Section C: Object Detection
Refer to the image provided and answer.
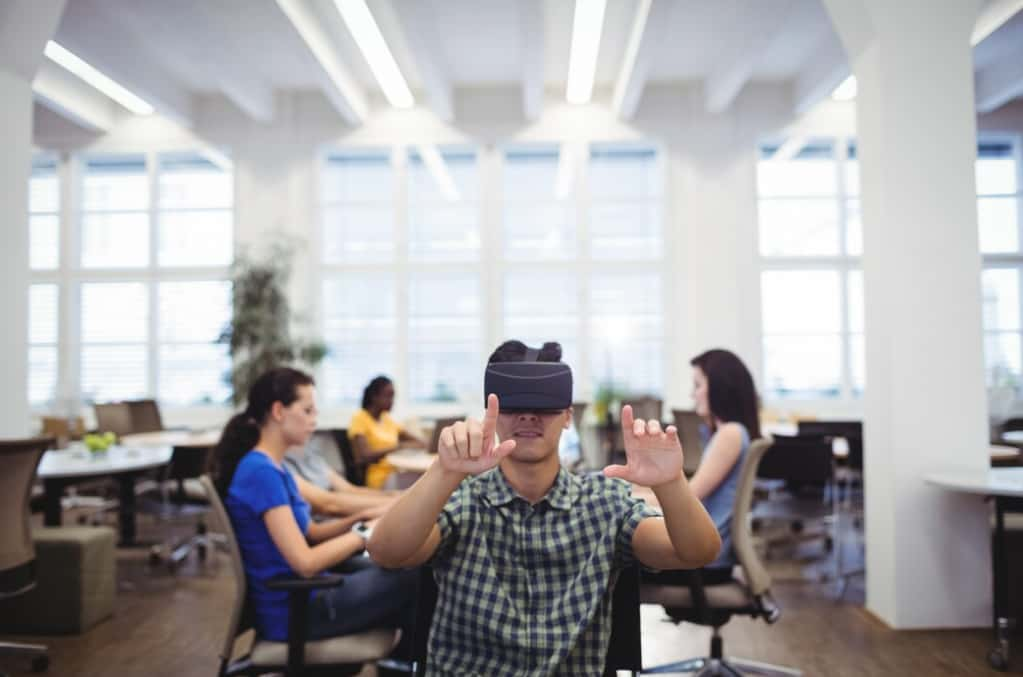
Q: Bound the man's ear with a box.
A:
[563,407,573,430]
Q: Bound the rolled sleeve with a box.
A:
[614,489,662,568]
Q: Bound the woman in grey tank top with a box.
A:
[684,349,760,571]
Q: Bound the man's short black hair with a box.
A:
[488,340,563,364]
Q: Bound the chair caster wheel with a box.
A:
[148,547,162,567]
[988,647,1009,671]
[198,544,208,562]
[31,655,49,672]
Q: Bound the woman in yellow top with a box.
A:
[349,376,426,488]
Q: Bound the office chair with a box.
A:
[0,437,54,675]
[410,564,642,677]
[751,434,838,561]
[144,443,223,571]
[673,409,707,476]
[92,402,135,437]
[427,417,464,455]
[200,475,399,677]
[330,429,367,486]
[641,436,802,676]
[126,399,164,433]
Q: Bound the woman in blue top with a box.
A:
[685,349,760,577]
[211,367,416,645]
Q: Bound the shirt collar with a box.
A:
[479,466,581,511]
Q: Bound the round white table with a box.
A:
[387,449,436,474]
[926,468,1023,670]
[38,445,172,546]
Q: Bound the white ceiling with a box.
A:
[38,0,1023,128]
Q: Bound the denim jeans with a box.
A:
[305,557,418,655]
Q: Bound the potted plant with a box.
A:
[219,240,327,405]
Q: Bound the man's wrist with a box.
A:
[650,472,687,494]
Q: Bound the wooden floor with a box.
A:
[1,518,1017,677]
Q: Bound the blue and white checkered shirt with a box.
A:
[427,467,660,676]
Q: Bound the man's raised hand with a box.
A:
[602,404,684,487]
[437,394,517,476]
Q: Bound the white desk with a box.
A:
[38,445,172,546]
[121,429,220,449]
[1002,430,1023,444]
[926,468,1023,670]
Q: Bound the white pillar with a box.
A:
[0,0,67,437]
[0,70,35,438]
[823,0,991,628]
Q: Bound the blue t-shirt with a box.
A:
[226,450,312,641]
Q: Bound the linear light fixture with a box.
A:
[44,41,154,115]
[417,145,460,201]
[566,0,607,104]
[831,76,857,101]
[554,142,578,200]
[335,0,414,108]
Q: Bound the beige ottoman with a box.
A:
[0,526,116,634]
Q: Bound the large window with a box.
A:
[319,147,483,404]
[979,140,1023,391]
[756,140,863,400]
[319,143,666,406]
[27,151,234,408]
[28,157,61,406]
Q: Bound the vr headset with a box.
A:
[484,349,573,412]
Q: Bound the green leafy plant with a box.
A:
[592,380,629,424]
[218,240,327,405]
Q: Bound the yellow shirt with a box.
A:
[348,409,402,489]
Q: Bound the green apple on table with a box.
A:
[83,431,116,452]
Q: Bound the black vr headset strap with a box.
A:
[524,347,540,361]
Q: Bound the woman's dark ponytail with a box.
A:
[211,367,314,497]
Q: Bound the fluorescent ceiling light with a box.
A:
[417,145,460,201]
[335,0,414,108]
[566,0,607,104]
[554,143,578,200]
[831,75,857,101]
[43,41,154,115]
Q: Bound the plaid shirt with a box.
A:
[427,467,660,677]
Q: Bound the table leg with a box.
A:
[989,497,1021,671]
[42,478,64,527]
[117,473,138,546]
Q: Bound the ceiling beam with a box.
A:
[32,56,117,132]
[0,0,67,81]
[611,0,670,120]
[378,0,453,121]
[55,0,193,126]
[976,48,1023,113]
[274,0,368,125]
[792,35,848,114]
[705,1,795,114]
[972,0,1023,45]
[521,0,544,121]
[111,0,276,123]
[806,0,1023,115]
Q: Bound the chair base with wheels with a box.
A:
[0,640,49,675]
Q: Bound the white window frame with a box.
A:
[756,137,862,403]
[315,142,670,413]
[28,150,234,412]
[979,134,1023,393]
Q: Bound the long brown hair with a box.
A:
[690,349,760,439]
[210,367,314,497]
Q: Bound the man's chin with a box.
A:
[507,439,557,463]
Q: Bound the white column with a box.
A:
[823,0,991,628]
[0,0,67,437]
[0,70,34,437]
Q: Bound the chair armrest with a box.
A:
[268,574,345,673]
[266,573,344,591]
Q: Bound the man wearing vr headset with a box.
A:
[369,341,721,676]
